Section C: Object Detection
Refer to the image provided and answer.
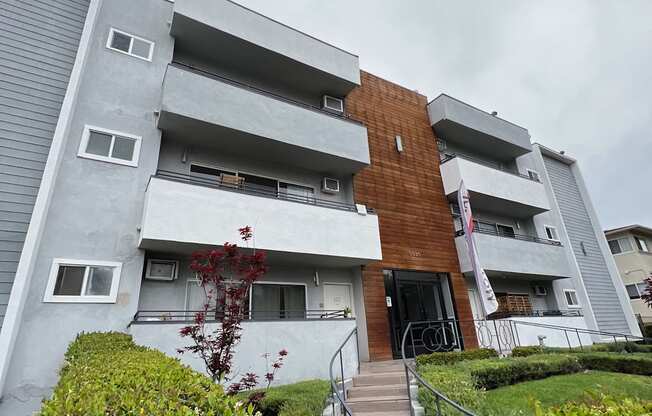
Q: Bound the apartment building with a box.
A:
[605,225,652,327]
[428,94,640,342]
[0,0,642,413]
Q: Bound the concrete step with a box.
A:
[347,397,410,413]
[353,372,407,387]
[360,360,405,374]
[347,384,408,399]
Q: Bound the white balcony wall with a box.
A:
[173,0,360,86]
[139,177,382,265]
[441,157,550,216]
[455,234,572,278]
[159,65,370,174]
[130,320,358,385]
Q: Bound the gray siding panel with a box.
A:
[544,156,631,334]
[0,0,89,327]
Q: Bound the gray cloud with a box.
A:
[239,0,652,229]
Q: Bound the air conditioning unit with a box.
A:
[145,259,179,281]
[322,95,344,113]
[533,285,548,296]
[322,177,340,193]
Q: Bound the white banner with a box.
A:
[457,181,499,316]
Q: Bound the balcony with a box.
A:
[454,227,573,279]
[138,174,382,266]
[441,154,550,217]
[158,64,370,175]
[428,94,532,160]
[169,0,360,97]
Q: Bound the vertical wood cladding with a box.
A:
[348,71,477,360]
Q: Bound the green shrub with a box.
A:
[465,354,583,390]
[40,332,253,416]
[239,380,330,416]
[511,346,545,357]
[533,393,652,415]
[416,348,498,367]
[591,342,652,353]
[417,364,484,416]
[577,353,652,375]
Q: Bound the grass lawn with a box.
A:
[481,370,652,415]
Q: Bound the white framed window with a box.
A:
[78,125,142,167]
[526,169,540,182]
[608,237,634,255]
[544,225,560,241]
[249,282,307,320]
[106,28,154,61]
[563,289,580,308]
[626,283,648,300]
[635,236,650,252]
[44,259,122,303]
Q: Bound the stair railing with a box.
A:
[329,327,360,416]
[401,322,477,416]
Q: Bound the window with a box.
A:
[106,28,154,61]
[608,237,634,255]
[78,126,141,167]
[526,169,540,182]
[250,283,306,320]
[635,236,650,252]
[564,289,580,308]
[544,225,559,241]
[44,259,122,303]
[626,282,649,300]
[496,224,516,238]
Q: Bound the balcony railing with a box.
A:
[169,61,362,125]
[488,309,583,320]
[454,219,562,246]
[154,170,374,214]
[440,152,540,183]
[132,309,351,323]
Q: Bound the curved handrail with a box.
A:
[401,322,476,416]
[329,327,358,416]
[506,319,651,343]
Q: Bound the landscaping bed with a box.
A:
[416,347,652,416]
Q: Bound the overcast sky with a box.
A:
[238,0,652,230]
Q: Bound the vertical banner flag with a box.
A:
[458,181,499,316]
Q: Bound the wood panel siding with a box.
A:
[0,0,90,328]
[348,71,476,360]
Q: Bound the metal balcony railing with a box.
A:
[132,309,351,323]
[454,219,562,246]
[488,309,583,319]
[152,170,375,214]
[440,152,540,183]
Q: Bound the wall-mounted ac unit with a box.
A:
[322,95,344,113]
[145,259,179,281]
[322,177,340,193]
[533,285,547,296]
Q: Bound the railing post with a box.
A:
[354,329,360,374]
[339,350,346,401]
[493,320,503,355]
[435,394,442,416]
[564,329,572,350]
[410,325,416,358]
[576,329,583,350]
[405,363,414,416]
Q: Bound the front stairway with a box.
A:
[346,360,411,416]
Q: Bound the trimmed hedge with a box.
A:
[40,332,253,416]
[534,393,652,416]
[415,348,498,367]
[239,380,330,416]
[511,342,652,358]
[511,346,545,357]
[577,353,652,376]
[417,365,483,416]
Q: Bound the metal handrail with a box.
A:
[169,61,363,126]
[153,170,377,214]
[455,225,562,246]
[329,327,359,416]
[506,319,651,344]
[440,153,540,183]
[401,322,476,416]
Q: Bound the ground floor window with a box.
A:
[564,289,580,308]
[250,283,306,319]
[625,282,648,300]
[44,259,122,303]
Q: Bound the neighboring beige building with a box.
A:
[605,225,652,326]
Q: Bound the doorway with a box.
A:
[323,283,353,316]
[384,270,456,357]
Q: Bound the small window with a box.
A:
[626,284,641,299]
[496,224,516,238]
[544,225,559,241]
[250,283,306,320]
[635,236,650,252]
[564,289,580,308]
[106,28,154,61]
[44,259,122,303]
[78,125,141,167]
[526,169,540,182]
[608,237,634,255]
